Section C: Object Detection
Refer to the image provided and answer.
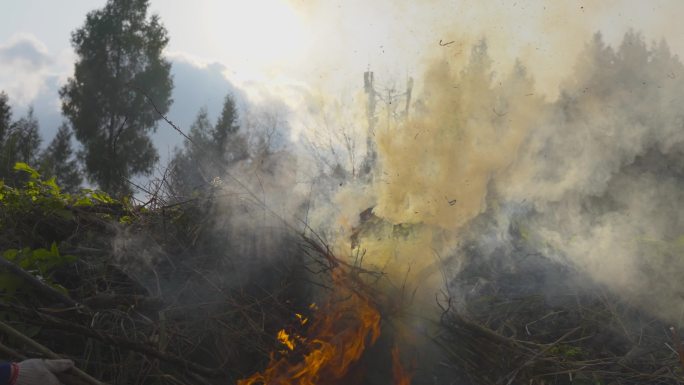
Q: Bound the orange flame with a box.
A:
[238,267,382,385]
[391,345,413,385]
[277,329,296,351]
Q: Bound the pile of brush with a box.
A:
[438,248,684,385]
[0,170,313,385]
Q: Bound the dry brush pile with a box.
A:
[0,163,315,384]
[437,221,684,385]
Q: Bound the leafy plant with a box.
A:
[3,243,76,276]
[0,162,119,222]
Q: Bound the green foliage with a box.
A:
[119,215,133,224]
[0,162,118,231]
[0,162,123,299]
[0,164,80,296]
[3,243,76,277]
[60,0,173,197]
[0,243,75,309]
[1,163,65,215]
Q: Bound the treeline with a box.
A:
[0,95,80,191]
[167,94,250,198]
[1,0,255,200]
[0,89,252,199]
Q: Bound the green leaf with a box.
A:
[119,215,132,224]
[44,177,61,194]
[73,196,93,207]
[13,162,40,178]
[2,249,18,261]
[91,191,115,204]
[32,248,56,260]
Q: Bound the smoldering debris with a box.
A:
[356,31,684,321]
[438,228,684,385]
[328,31,684,384]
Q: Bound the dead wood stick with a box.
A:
[1,304,224,378]
[0,320,104,385]
[0,340,25,360]
[0,342,92,385]
[0,257,80,309]
[503,326,581,385]
[82,294,164,310]
[669,326,684,370]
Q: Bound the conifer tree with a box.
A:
[60,0,173,196]
[40,123,82,192]
[1,107,41,185]
[214,94,248,166]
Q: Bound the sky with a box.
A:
[1,0,683,164]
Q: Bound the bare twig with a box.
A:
[0,320,105,385]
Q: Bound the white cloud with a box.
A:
[0,33,71,107]
[0,33,51,68]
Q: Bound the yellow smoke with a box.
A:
[296,2,684,324]
[327,41,545,306]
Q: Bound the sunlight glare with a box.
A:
[200,0,309,80]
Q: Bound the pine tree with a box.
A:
[0,92,11,147]
[169,95,250,198]
[0,107,42,184]
[214,94,248,166]
[12,107,42,165]
[40,123,82,192]
[60,0,173,196]
[168,108,214,196]
[0,92,13,178]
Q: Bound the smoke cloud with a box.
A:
[493,31,684,321]
[271,19,680,335]
[339,30,684,323]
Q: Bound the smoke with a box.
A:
[112,1,684,356]
[493,31,684,321]
[374,41,540,232]
[342,30,684,323]
[273,23,684,334]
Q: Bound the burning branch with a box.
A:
[238,235,411,385]
[237,265,382,385]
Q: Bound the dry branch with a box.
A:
[0,320,104,385]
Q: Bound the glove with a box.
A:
[15,359,74,385]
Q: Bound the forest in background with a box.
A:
[3,0,684,384]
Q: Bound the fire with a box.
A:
[237,266,397,385]
[237,234,415,385]
[391,345,413,385]
[277,329,296,351]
